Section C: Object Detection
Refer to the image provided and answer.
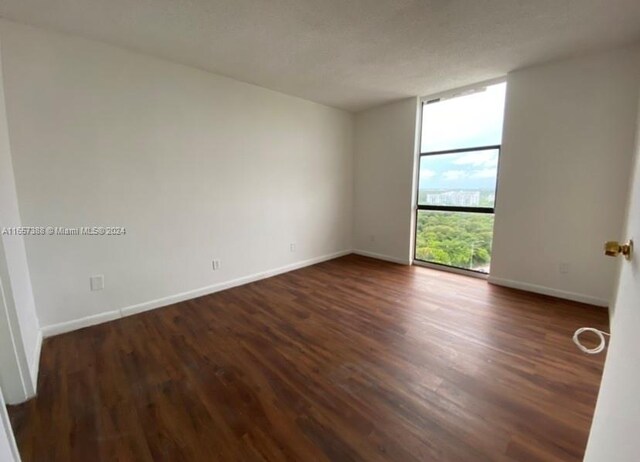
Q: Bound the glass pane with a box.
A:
[415,211,494,273]
[418,149,498,208]
[421,82,506,153]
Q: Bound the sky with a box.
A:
[419,83,506,190]
[419,149,499,190]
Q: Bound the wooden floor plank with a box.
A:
[7,255,608,461]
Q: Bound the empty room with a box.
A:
[0,1,639,461]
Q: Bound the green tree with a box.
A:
[416,212,494,271]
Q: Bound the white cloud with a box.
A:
[470,168,497,179]
[421,83,506,152]
[453,151,498,168]
[420,169,436,181]
[443,170,467,181]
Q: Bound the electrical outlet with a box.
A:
[90,275,104,291]
[559,262,570,274]
[212,259,221,270]
[290,243,296,252]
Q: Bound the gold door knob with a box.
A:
[604,240,633,260]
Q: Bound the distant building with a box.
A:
[426,190,480,206]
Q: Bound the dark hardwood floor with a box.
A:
[8,255,609,461]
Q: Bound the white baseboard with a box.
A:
[41,249,352,337]
[29,329,43,390]
[487,276,609,307]
[120,249,352,318]
[352,249,411,265]
[41,310,122,337]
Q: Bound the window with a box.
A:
[415,82,506,273]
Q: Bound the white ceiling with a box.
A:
[1,0,639,112]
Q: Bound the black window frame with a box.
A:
[416,144,501,214]
[414,117,502,273]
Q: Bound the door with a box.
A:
[0,386,21,462]
[584,119,640,460]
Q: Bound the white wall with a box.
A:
[584,87,640,462]
[0,20,353,332]
[0,35,38,403]
[489,47,640,306]
[352,98,418,264]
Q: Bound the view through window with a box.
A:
[415,82,506,273]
